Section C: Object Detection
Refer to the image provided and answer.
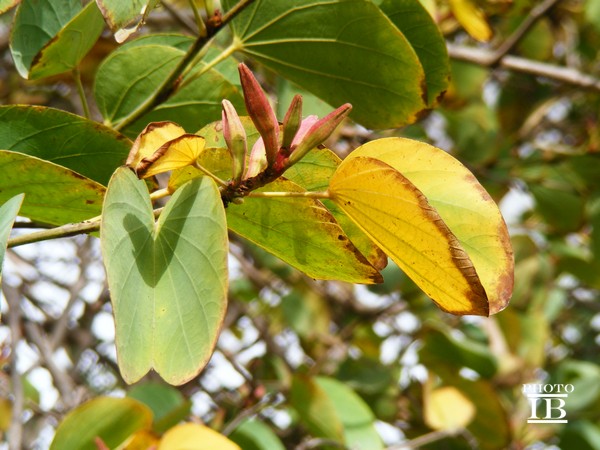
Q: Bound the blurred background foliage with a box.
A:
[3,0,600,449]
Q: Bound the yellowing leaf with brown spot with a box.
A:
[329,156,488,315]
[158,423,241,450]
[345,138,513,315]
[424,386,476,431]
[127,121,186,168]
[449,0,493,42]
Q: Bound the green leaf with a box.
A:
[290,375,383,449]
[96,0,160,42]
[290,375,345,442]
[0,106,131,186]
[419,325,498,378]
[128,382,192,434]
[226,178,382,284]
[0,194,24,285]
[50,397,153,450]
[101,167,228,385]
[229,419,286,450]
[0,151,104,226]
[223,0,426,129]
[377,0,450,105]
[94,44,244,135]
[10,0,104,79]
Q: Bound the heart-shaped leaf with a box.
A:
[101,167,228,385]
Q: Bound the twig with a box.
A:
[221,393,282,436]
[4,284,24,450]
[386,429,464,450]
[114,0,256,132]
[7,219,100,249]
[161,0,198,34]
[447,44,600,91]
[487,0,562,64]
[24,321,79,408]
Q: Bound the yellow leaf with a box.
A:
[344,138,513,315]
[424,386,476,431]
[329,155,488,315]
[127,121,186,169]
[449,0,493,42]
[158,423,241,450]
[138,134,206,179]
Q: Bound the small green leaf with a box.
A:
[10,0,104,79]
[0,194,24,285]
[101,167,228,385]
[227,178,382,284]
[223,0,426,129]
[50,397,153,450]
[0,151,104,226]
[229,419,286,450]
[128,382,191,433]
[290,375,384,449]
[0,106,131,185]
[290,375,345,442]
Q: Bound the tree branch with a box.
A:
[114,0,256,132]
[447,44,600,91]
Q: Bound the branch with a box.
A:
[447,44,600,91]
[4,284,24,450]
[7,218,100,249]
[114,0,256,132]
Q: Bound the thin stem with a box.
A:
[113,0,256,132]
[7,219,101,248]
[150,188,171,201]
[5,284,24,450]
[188,0,204,33]
[179,41,240,89]
[73,67,90,119]
[246,190,330,199]
[386,430,458,450]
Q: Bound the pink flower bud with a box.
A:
[222,99,247,182]
[238,63,279,166]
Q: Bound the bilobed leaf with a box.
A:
[158,423,240,450]
[0,194,24,285]
[126,122,205,178]
[222,0,426,129]
[329,155,488,315]
[226,178,382,284]
[96,0,160,42]
[10,0,104,79]
[0,151,105,226]
[101,167,228,385]
[424,386,476,431]
[378,0,450,105]
[0,106,131,186]
[50,397,153,450]
[344,138,513,315]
